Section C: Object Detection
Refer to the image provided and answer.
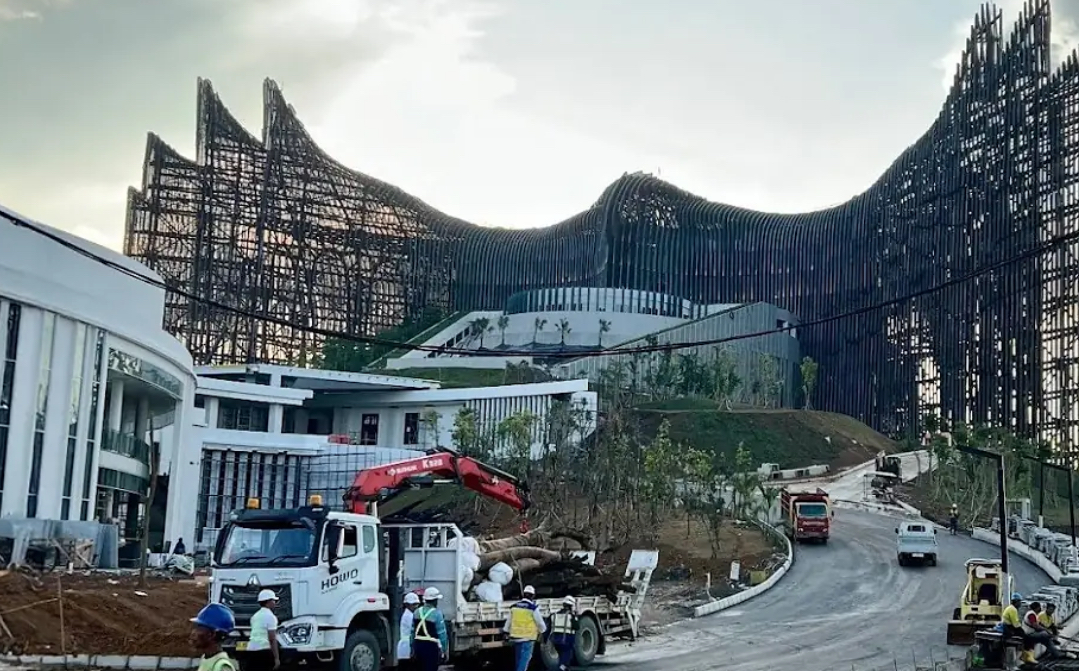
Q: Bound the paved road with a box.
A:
[602,509,1049,671]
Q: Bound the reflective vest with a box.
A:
[414,606,440,643]
[1022,610,1040,634]
[508,601,539,640]
[551,612,576,636]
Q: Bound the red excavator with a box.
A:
[342,447,531,527]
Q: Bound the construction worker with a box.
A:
[189,603,239,671]
[549,596,579,671]
[1003,593,1024,641]
[248,589,280,670]
[1023,601,1062,658]
[396,592,421,667]
[413,587,448,671]
[503,585,547,671]
[949,505,959,535]
[1039,603,1060,637]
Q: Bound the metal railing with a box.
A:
[101,428,151,465]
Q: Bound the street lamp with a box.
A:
[954,444,1009,579]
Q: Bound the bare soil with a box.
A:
[0,571,207,657]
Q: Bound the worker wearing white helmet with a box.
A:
[503,585,547,671]
[396,592,422,665]
[247,589,279,671]
[550,596,579,671]
[412,587,448,671]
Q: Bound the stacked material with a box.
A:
[463,529,635,602]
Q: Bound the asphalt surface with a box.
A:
[602,508,1050,671]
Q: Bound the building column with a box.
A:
[268,403,283,434]
[135,397,149,443]
[108,379,125,432]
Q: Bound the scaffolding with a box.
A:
[126,1,1079,447]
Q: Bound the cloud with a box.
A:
[936,1,1077,91]
[0,0,70,22]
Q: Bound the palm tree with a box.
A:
[598,319,611,347]
[556,318,572,346]
[497,314,510,347]
[475,317,491,348]
[532,317,547,345]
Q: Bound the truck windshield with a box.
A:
[218,523,316,567]
[797,503,828,517]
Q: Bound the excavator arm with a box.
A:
[343,447,530,517]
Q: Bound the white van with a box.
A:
[895,520,938,566]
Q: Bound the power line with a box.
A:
[4,208,1078,361]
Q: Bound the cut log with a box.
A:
[478,530,550,553]
[478,547,560,571]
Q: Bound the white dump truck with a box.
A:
[210,497,657,671]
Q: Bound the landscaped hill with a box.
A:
[635,399,900,470]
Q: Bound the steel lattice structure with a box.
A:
[126,1,1079,446]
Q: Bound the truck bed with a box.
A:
[456,594,631,622]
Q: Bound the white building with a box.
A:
[0,206,196,558]
[184,364,597,549]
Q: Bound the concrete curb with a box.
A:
[0,654,199,669]
[692,520,793,617]
[971,528,1064,583]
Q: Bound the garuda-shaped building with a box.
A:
[126,1,1079,446]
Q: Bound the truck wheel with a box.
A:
[929,555,938,567]
[820,538,828,545]
[574,616,600,667]
[898,555,906,567]
[340,630,381,671]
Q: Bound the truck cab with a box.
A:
[895,520,938,566]
[212,498,406,671]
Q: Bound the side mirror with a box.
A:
[934,528,938,535]
[894,528,899,534]
[326,523,343,574]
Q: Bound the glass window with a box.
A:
[403,412,419,445]
[362,525,376,553]
[360,414,379,445]
[0,302,20,512]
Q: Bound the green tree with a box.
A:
[532,317,547,345]
[471,317,492,349]
[497,314,510,347]
[800,356,819,410]
[556,318,572,346]
[451,407,490,458]
[420,409,441,449]
[598,319,612,347]
[756,353,782,408]
[675,352,710,397]
[640,419,682,542]
[496,411,538,478]
[682,447,728,558]
[708,348,741,410]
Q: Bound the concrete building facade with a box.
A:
[0,206,196,555]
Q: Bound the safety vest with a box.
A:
[1022,610,1039,634]
[508,601,539,640]
[551,612,576,636]
[414,606,440,643]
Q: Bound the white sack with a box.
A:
[475,580,504,603]
[461,550,481,573]
[487,561,514,586]
[459,565,475,592]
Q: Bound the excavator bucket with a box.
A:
[947,620,991,646]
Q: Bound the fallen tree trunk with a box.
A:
[478,547,560,571]
[478,530,550,553]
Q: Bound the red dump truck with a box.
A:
[779,487,833,544]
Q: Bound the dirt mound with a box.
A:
[0,571,207,656]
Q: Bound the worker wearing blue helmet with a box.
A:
[190,603,239,671]
[1002,593,1024,641]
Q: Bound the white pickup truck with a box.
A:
[210,498,657,671]
[895,520,938,566]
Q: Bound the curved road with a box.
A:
[603,509,1049,671]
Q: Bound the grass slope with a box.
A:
[636,400,899,469]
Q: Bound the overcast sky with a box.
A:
[1,0,1077,250]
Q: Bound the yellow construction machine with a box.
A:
[947,558,1010,646]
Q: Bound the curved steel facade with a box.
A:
[126,1,1079,445]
